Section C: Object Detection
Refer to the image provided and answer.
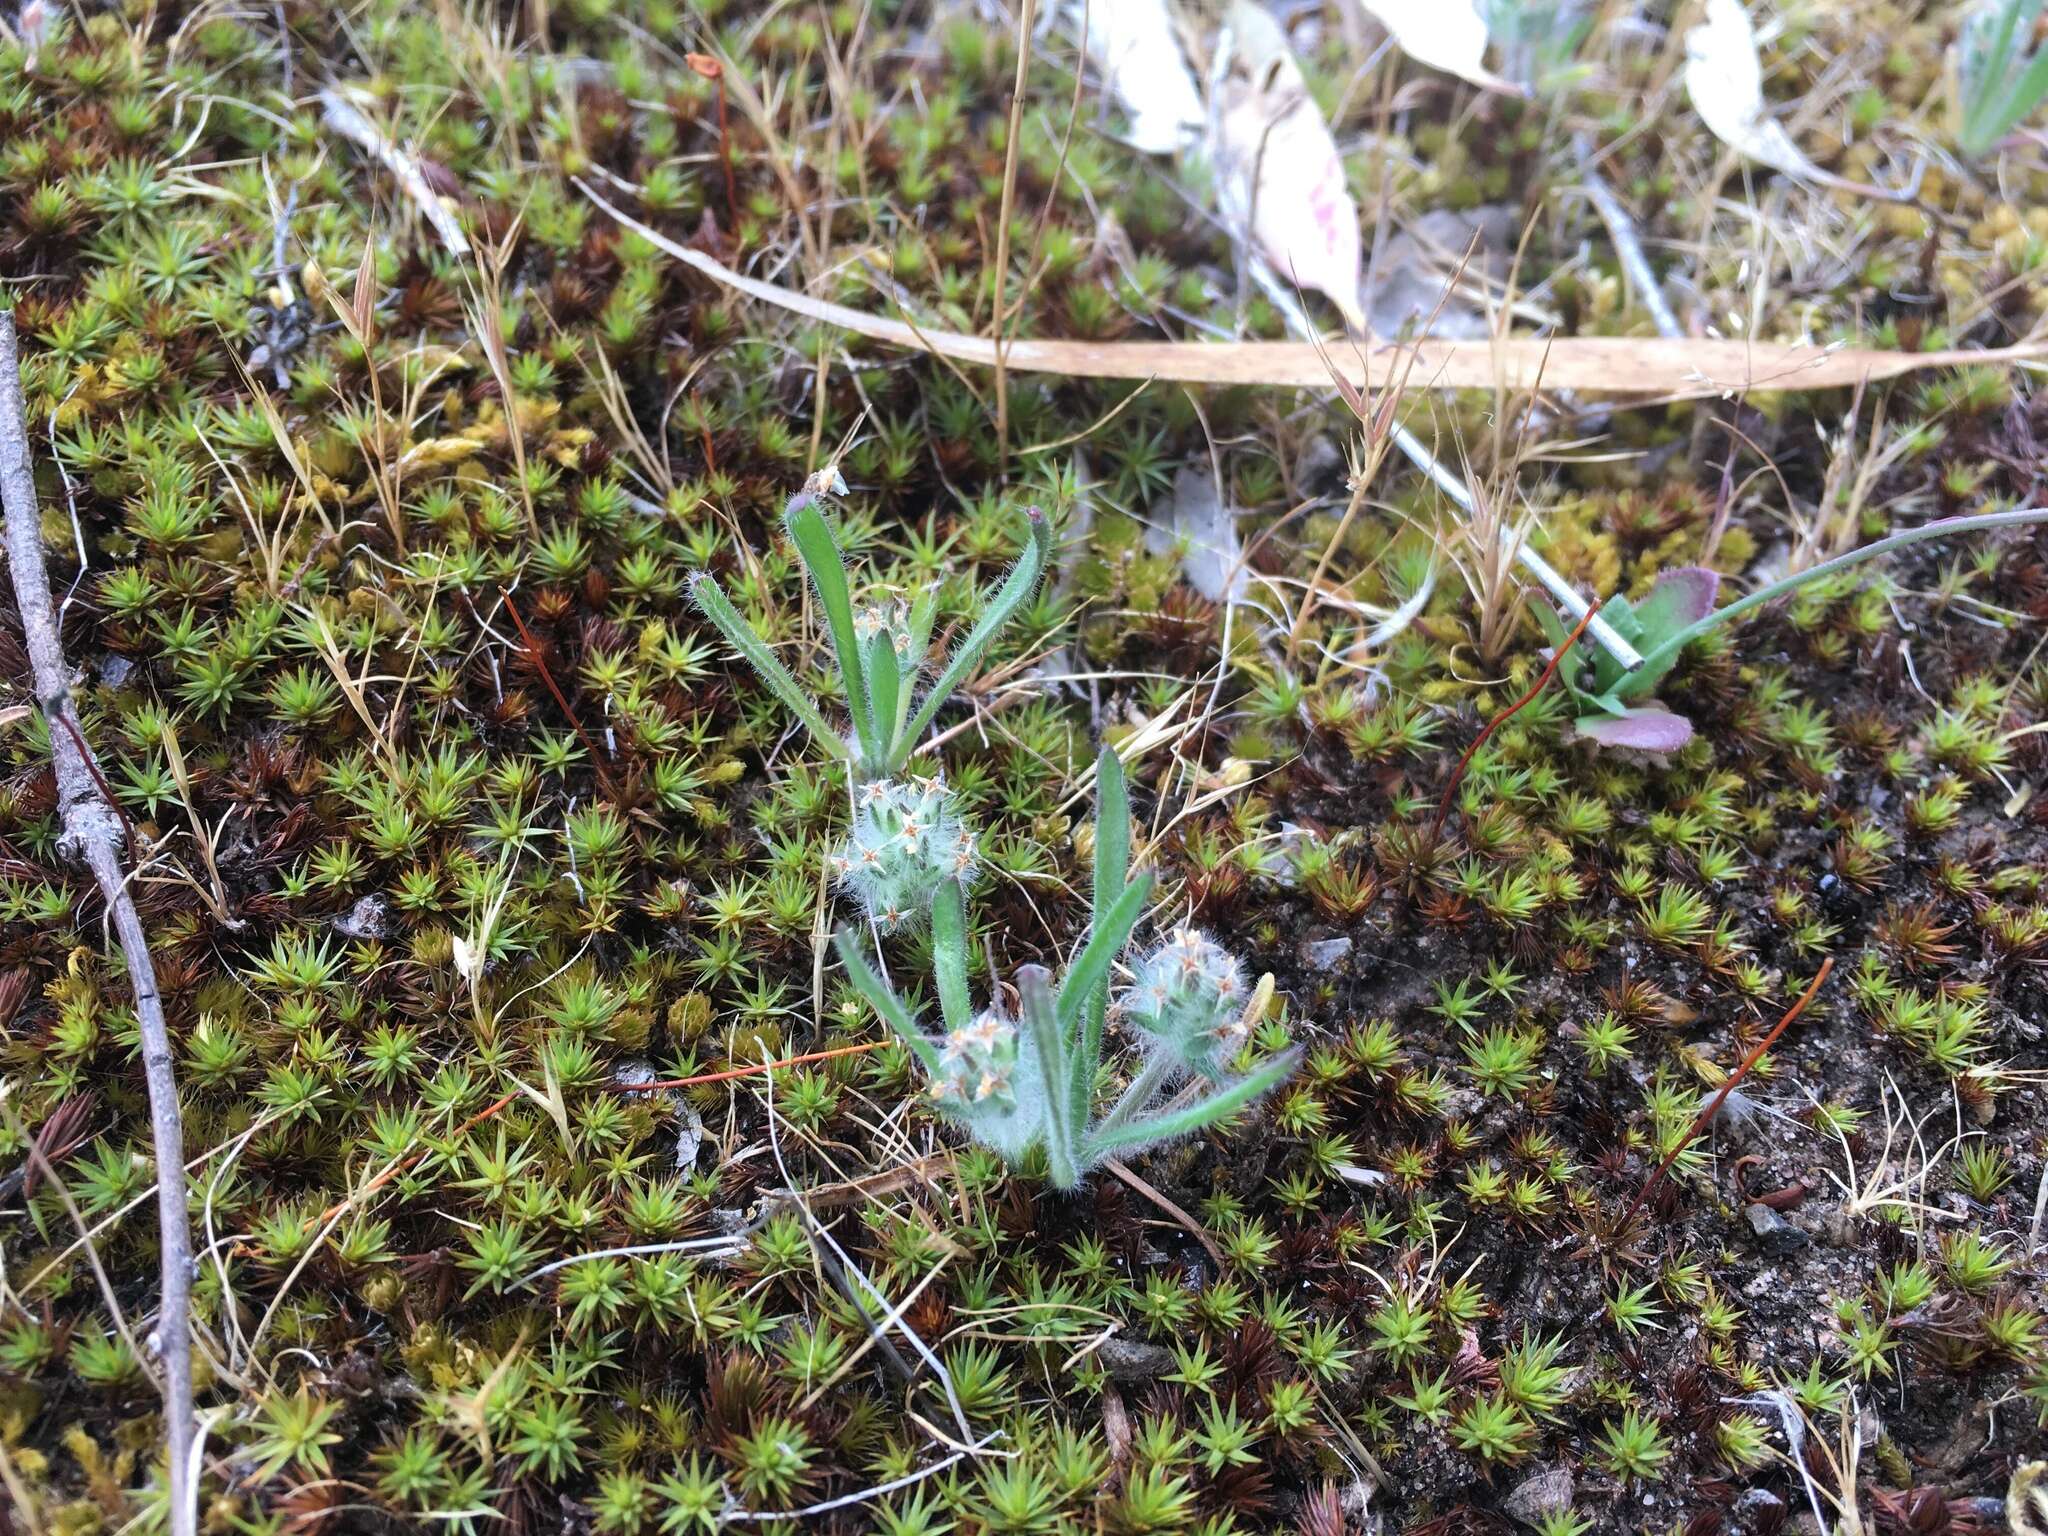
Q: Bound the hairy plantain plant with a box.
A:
[1950,0,2048,157]
[690,486,1051,780]
[834,749,1298,1188]
[1544,508,2048,750]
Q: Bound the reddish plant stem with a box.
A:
[686,54,738,230]
[1432,598,1603,838]
[501,591,614,794]
[54,710,136,855]
[307,1088,521,1231]
[1616,956,1835,1233]
[714,84,735,227]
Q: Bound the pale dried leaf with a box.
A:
[1145,466,1246,601]
[1353,0,1518,93]
[1683,0,1828,182]
[1065,0,1205,154]
[579,179,2048,397]
[1211,3,1366,330]
[1364,205,1518,338]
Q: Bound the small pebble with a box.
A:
[1502,1467,1574,1528]
[1302,936,1353,972]
[1745,1202,1808,1257]
[1093,1336,1175,1384]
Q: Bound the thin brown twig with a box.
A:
[1616,957,1836,1234]
[0,311,197,1536]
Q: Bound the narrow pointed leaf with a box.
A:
[1074,747,1130,1126]
[1020,966,1078,1187]
[1083,1048,1300,1158]
[866,628,903,764]
[930,881,973,1037]
[1054,874,1153,1042]
[831,927,942,1077]
[691,575,848,758]
[906,583,939,665]
[897,510,1051,764]
[786,500,877,768]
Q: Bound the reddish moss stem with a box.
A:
[503,590,614,794]
[1616,956,1835,1233]
[1432,598,1603,838]
[686,54,738,231]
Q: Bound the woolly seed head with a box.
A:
[930,1007,1019,1109]
[851,598,917,665]
[834,776,976,932]
[1117,927,1249,1079]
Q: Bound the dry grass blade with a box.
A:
[577,179,2047,398]
[318,85,470,256]
[1103,1157,1226,1270]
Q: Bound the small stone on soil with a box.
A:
[1093,1336,1175,1383]
[1744,1202,1808,1256]
[1502,1467,1575,1528]
[1302,936,1353,971]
